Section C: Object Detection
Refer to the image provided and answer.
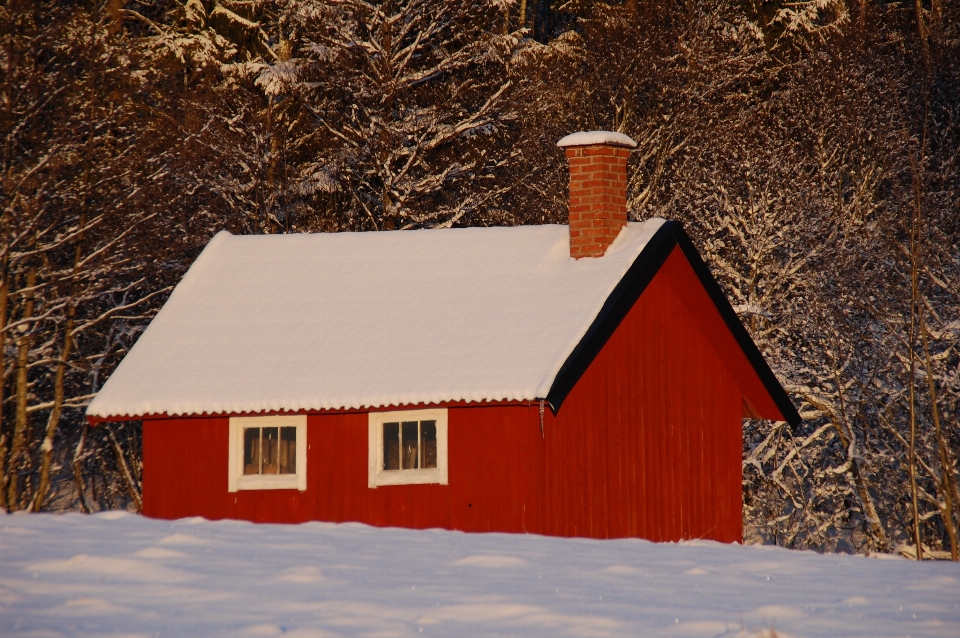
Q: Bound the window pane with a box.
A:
[383,422,400,471]
[243,428,261,475]
[402,421,419,469]
[420,420,437,469]
[261,427,279,474]
[279,427,297,474]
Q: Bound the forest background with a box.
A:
[2,0,958,559]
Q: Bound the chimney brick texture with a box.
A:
[564,144,630,259]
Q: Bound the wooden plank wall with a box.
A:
[539,246,743,542]
[142,405,545,531]
[142,247,743,542]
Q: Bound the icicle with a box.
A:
[539,399,545,440]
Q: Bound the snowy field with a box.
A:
[2,513,958,638]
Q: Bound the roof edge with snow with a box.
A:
[84,222,800,426]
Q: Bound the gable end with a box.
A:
[545,221,801,426]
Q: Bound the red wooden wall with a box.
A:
[142,247,747,542]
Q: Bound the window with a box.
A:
[368,409,448,487]
[229,415,306,492]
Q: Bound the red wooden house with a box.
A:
[87,131,800,543]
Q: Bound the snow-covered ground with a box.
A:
[2,513,958,638]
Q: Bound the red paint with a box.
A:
[658,247,787,421]
[142,247,775,543]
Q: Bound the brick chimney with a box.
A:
[558,131,637,258]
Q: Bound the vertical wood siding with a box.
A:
[143,246,744,542]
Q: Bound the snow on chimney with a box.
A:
[557,131,637,259]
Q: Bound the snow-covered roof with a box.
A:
[87,220,667,419]
[556,131,637,148]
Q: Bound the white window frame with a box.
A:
[228,415,307,492]
[368,408,448,488]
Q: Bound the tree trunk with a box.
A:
[930,0,942,43]
[30,308,75,512]
[0,274,9,510]
[831,406,889,549]
[915,0,931,65]
[33,205,89,512]
[71,421,91,513]
[800,392,889,550]
[920,317,959,560]
[107,425,141,512]
[907,199,923,561]
[7,267,36,511]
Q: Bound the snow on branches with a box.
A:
[2,0,957,560]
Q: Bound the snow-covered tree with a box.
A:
[300,0,518,229]
[1,1,188,512]
[2,0,957,561]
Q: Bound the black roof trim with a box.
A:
[545,221,678,412]
[545,221,801,426]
